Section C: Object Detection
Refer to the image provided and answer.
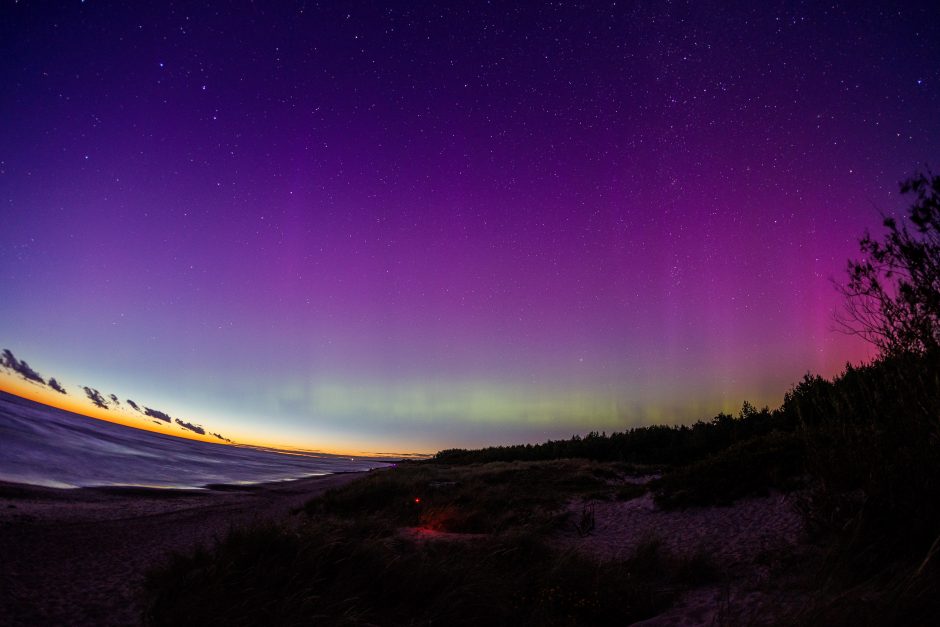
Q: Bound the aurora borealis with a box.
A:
[1,2,937,454]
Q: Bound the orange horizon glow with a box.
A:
[0,373,418,459]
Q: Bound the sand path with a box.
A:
[0,473,365,627]
[571,491,803,567]
[560,490,812,625]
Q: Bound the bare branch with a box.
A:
[836,170,940,355]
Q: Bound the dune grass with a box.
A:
[145,351,940,624]
[783,351,940,624]
[144,460,714,627]
[650,430,804,510]
[146,521,689,627]
[305,459,646,533]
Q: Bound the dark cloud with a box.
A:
[144,407,172,422]
[175,419,206,436]
[82,387,109,409]
[1,348,235,443]
[2,348,70,397]
[1,349,46,385]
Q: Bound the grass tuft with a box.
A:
[145,461,696,626]
[651,430,804,509]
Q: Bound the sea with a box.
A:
[0,390,390,489]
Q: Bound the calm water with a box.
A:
[0,391,389,489]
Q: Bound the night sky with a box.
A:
[1,1,937,454]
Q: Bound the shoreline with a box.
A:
[0,469,367,499]
[0,471,369,626]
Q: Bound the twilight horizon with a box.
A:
[3,2,936,455]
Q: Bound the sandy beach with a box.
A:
[560,490,812,625]
[0,472,367,627]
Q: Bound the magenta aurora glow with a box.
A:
[1,2,937,454]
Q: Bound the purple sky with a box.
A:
[1,2,937,453]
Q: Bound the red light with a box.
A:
[414,497,421,504]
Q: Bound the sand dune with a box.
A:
[558,489,813,625]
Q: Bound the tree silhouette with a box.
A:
[837,170,940,354]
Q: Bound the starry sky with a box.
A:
[1,1,937,455]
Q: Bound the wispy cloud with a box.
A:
[175,418,206,435]
[1,349,46,385]
[144,407,172,422]
[82,387,109,410]
[3,348,234,444]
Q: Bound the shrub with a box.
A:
[651,430,804,509]
[306,460,616,534]
[147,502,686,625]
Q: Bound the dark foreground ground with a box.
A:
[0,473,367,626]
[3,449,939,626]
[4,350,940,625]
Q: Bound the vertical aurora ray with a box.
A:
[1,1,934,453]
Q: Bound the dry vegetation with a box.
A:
[146,173,940,625]
[145,349,940,626]
[145,460,712,626]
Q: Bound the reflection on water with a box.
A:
[0,391,388,489]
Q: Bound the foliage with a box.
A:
[144,172,940,623]
[783,350,940,623]
[785,351,940,561]
[837,170,940,354]
[651,430,804,509]
[305,459,619,534]
[143,350,940,624]
[145,461,707,627]
[434,402,789,468]
[784,170,940,620]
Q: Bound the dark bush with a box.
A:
[651,430,804,509]
[147,496,690,626]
